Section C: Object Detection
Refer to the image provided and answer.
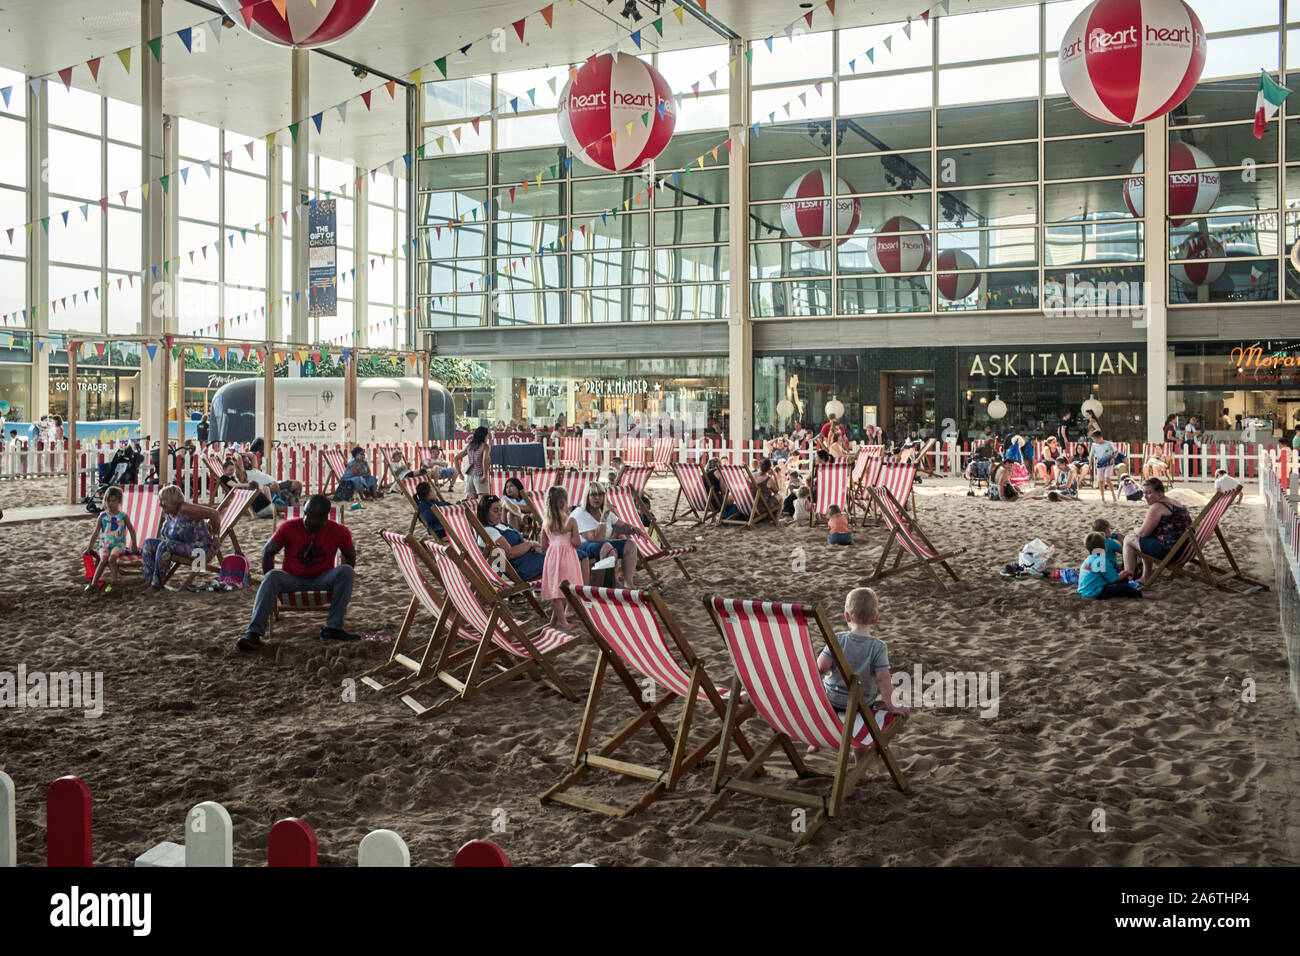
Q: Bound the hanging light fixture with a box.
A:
[987,396,1008,420]
[825,395,845,419]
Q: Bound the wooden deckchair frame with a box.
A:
[650,437,675,473]
[542,583,757,817]
[604,486,695,582]
[717,464,782,528]
[321,448,349,495]
[695,598,907,849]
[395,475,425,535]
[433,501,547,620]
[613,464,653,497]
[397,539,579,719]
[1138,491,1268,593]
[669,461,717,526]
[868,486,965,587]
[359,530,483,694]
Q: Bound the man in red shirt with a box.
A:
[236,494,358,652]
[819,414,846,445]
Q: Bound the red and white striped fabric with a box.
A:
[120,485,162,554]
[323,449,348,482]
[709,598,876,749]
[605,486,695,563]
[1176,492,1236,566]
[216,488,257,539]
[651,437,675,471]
[571,586,726,700]
[616,465,652,496]
[718,464,756,516]
[875,490,934,560]
[490,468,531,499]
[379,530,479,641]
[431,546,577,659]
[525,491,549,524]
[277,504,346,527]
[878,462,918,510]
[623,437,647,467]
[558,471,597,510]
[672,462,712,517]
[559,437,582,468]
[529,469,559,494]
[813,461,853,520]
[432,503,515,589]
[854,457,886,504]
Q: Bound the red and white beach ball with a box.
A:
[930,249,981,301]
[1123,142,1219,227]
[1170,236,1225,286]
[866,216,930,274]
[1058,0,1206,126]
[779,171,861,249]
[557,54,676,172]
[218,0,378,48]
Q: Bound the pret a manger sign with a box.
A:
[968,351,1140,377]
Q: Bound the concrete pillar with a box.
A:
[290,50,310,345]
[267,140,284,342]
[726,37,751,444]
[406,82,422,348]
[1143,114,1168,443]
[140,0,166,442]
[353,166,368,349]
[25,76,49,422]
[65,342,77,504]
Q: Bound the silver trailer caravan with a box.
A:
[208,377,456,444]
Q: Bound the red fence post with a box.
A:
[268,818,317,867]
[46,776,92,867]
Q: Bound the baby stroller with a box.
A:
[965,456,992,496]
[83,444,145,513]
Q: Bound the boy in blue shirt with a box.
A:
[1078,531,1147,600]
[1091,519,1123,572]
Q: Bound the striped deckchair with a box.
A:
[321,448,349,494]
[900,437,938,476]
[432,502,546,618]
[850,455,886,519]
[489,468,532,499]
[869,486,966,586]
[613,464,652,496]
[110,485,164,574]
[717,464,781,527]
[396,475,425,535]
[543,584,756,817]
[696,597,907,849]
[810,460,853,527]
[379,446,414,491]
[669,461,716,525]
[265,505,348,639]
[558,470,597,510]
[202,450,229,502]
[604,485,695,581]
[163,487,259,590]
[559,436,582,468]
[397,541,580,718]
[859,461,918,525]
[359,530,485,694]
[650,437,675,473]
[623,436,647,468]
[529,468,560,494]
[1138,491,1267,593]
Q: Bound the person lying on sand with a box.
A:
[811,587,908,764]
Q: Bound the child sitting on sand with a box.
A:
[1091,519,1123,572]
[1078,531,1147,600]
[826,504,851,544]
[83,485,138,595]
[1117,471,1143,501]
[812,587,909,760]
[792,486,811,523]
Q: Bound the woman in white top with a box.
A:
[573,482,646,587]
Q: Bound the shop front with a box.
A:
[48,365,140,424]
[456,356,730,436]
[958,346,1147,443]
[1170,340,1300,445]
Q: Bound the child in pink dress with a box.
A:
[540,485,583,628]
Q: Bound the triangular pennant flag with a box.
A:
[433,56,448,80]
[805,10,814,27]
[362,89,373,111]
[80,203,89,220]
[208,17,224,41]
[146,343,157,361]
[147,37,162,61]
[386,80,396,99]
[289,122,300,143]
[58,67,73,91]
[28,77,40,100]
[472,116,481,134]
[0,87,9,108]
[512,17,526,42]
[61,210,69,227]
[408,68,422,87]
[922,9,929,24]
[179,28,193,53]
[541,4,554,27]
[160,174,169,194]
[311,111,323,134]
[117,48,131,73]
[87,58,101,82]
[673,5,684,24]
[180,166,190,185]
[904,22,912,40]
[884,36,892,51]
[827,0,836,13]
[459,42,472,55]
[630,30,642,49]
[764,36,773,52]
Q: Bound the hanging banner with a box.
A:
[309,198,338,318]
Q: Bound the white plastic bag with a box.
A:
[1018,538,1055,577]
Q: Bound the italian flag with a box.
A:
[1254,71,1291,139]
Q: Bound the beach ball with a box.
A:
[1123,143,1219,226]
[866,216,930,274]
[779,171,861,249]
[1170,236,1226,286]
[557,54,676,172]
[930,249,981,301]
[217,0,379,49]
[1058,0,1206,126]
